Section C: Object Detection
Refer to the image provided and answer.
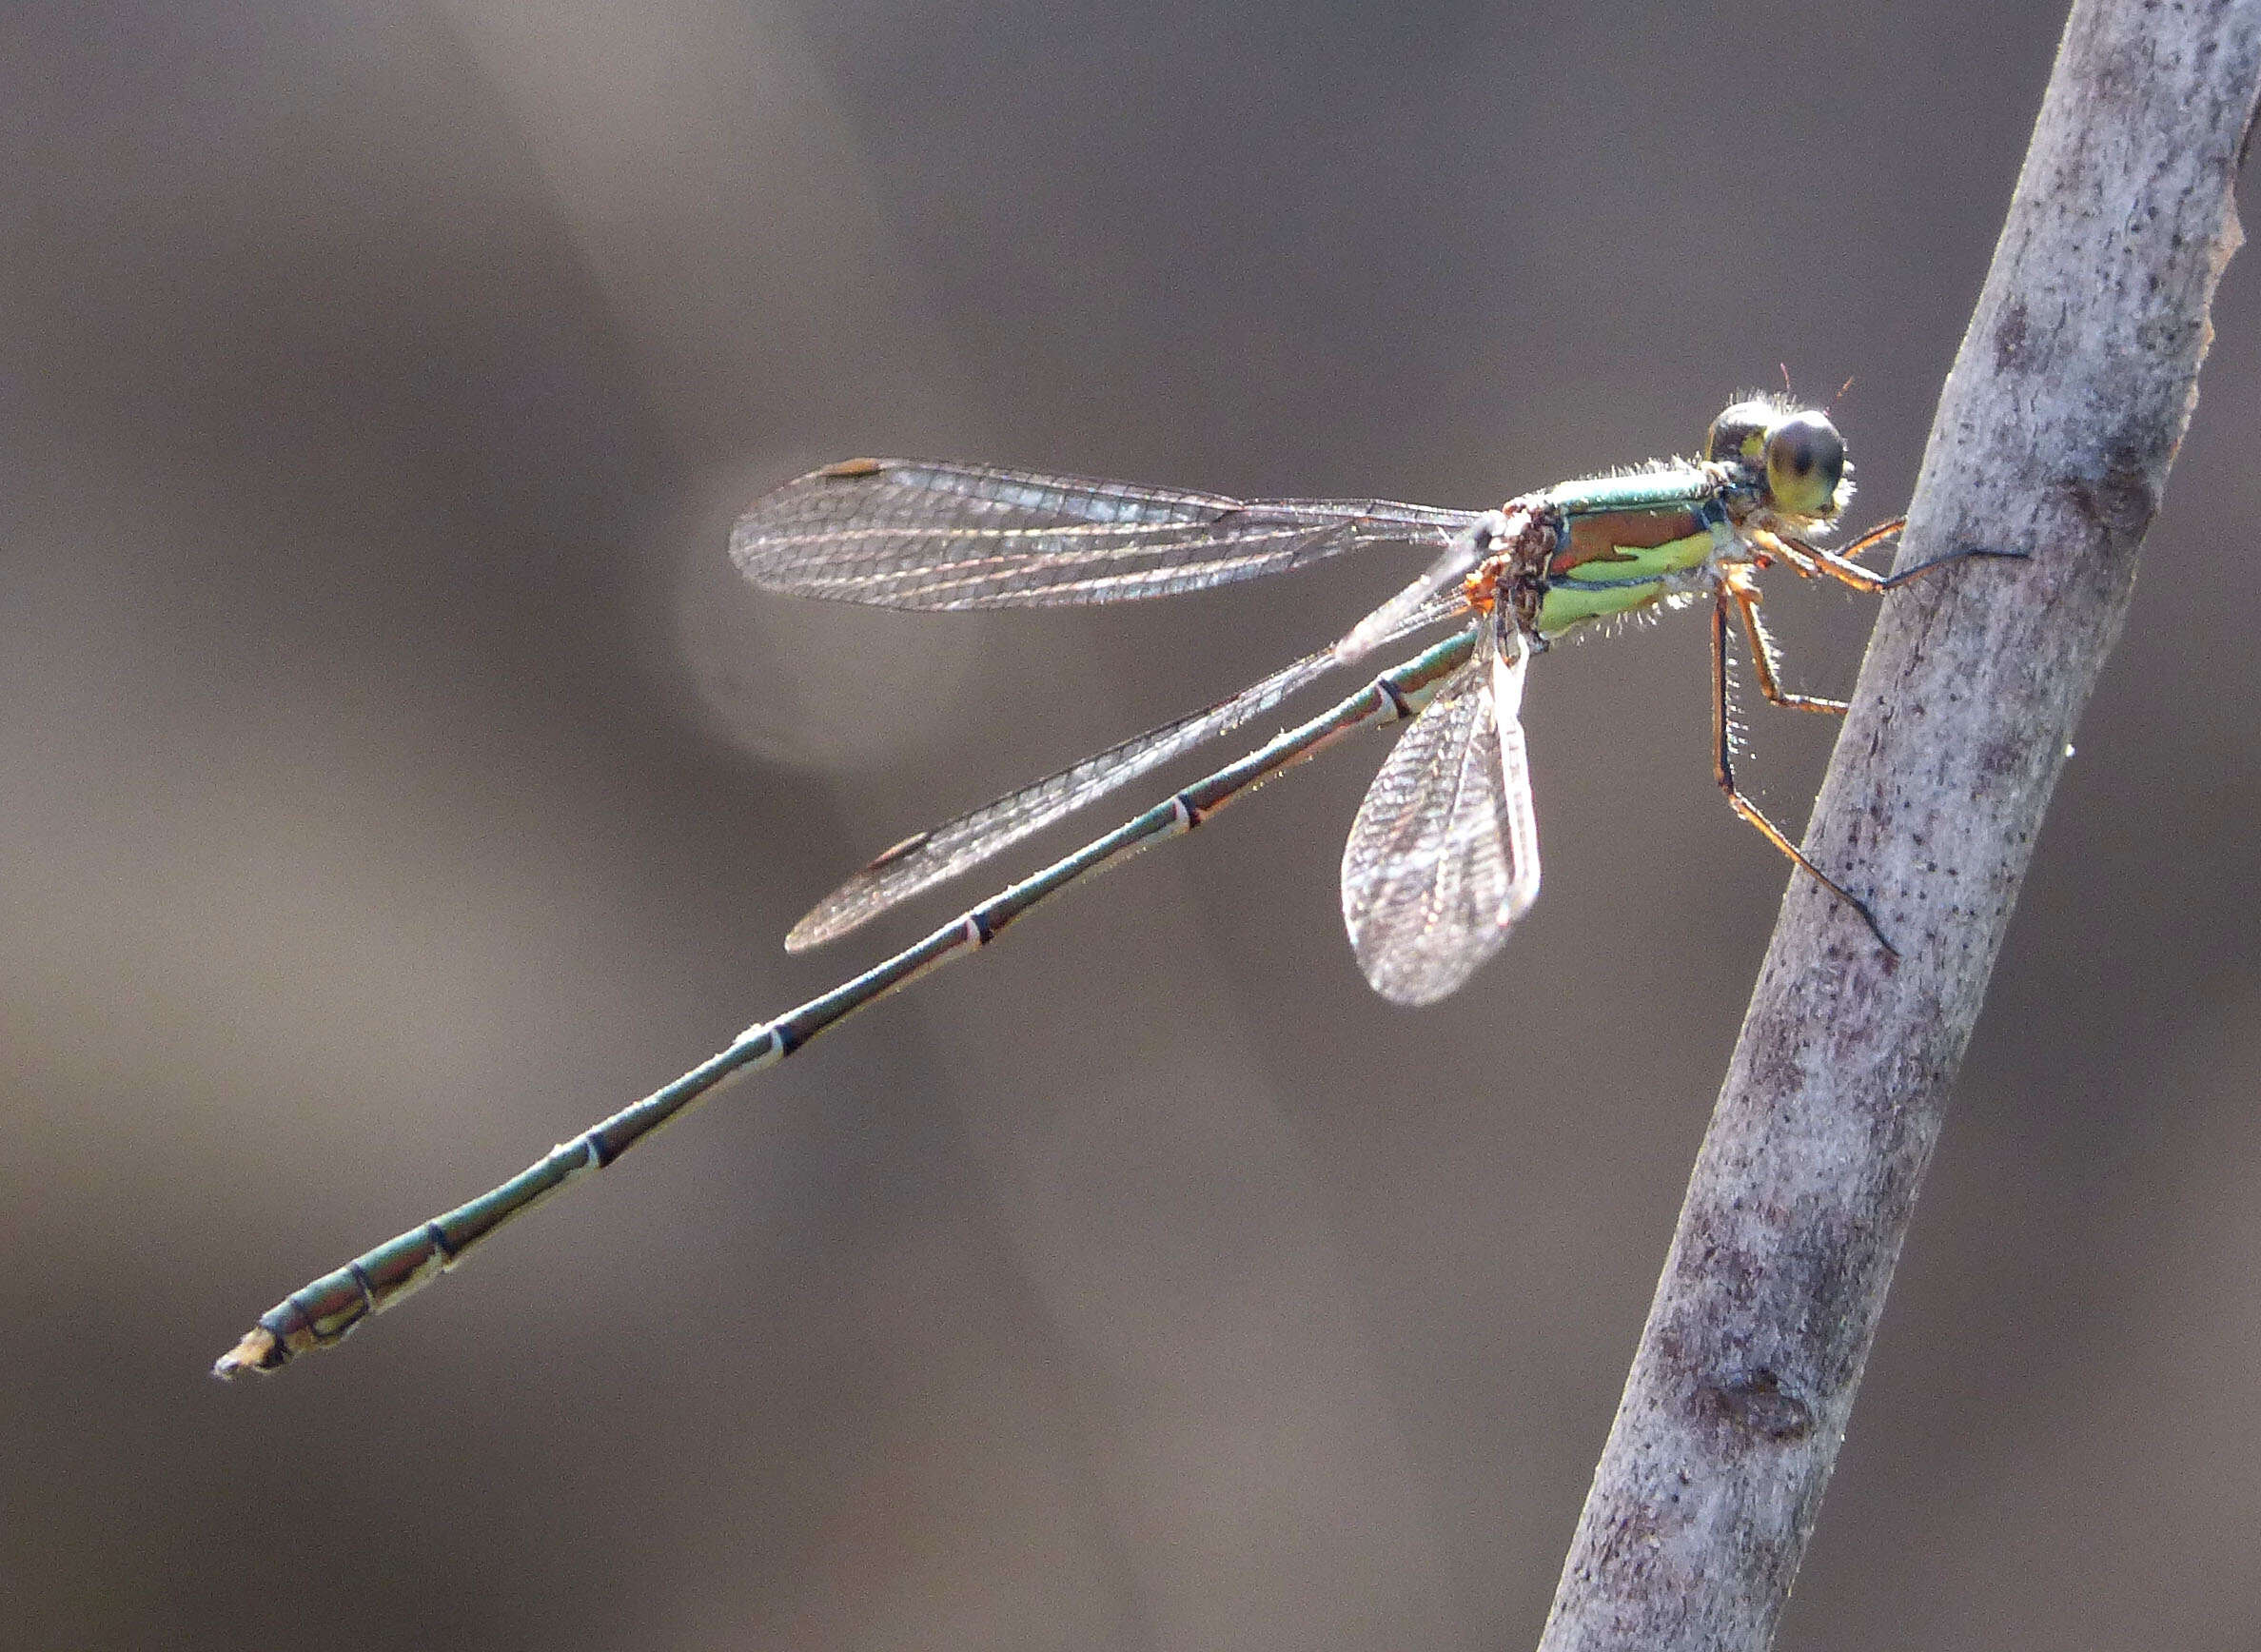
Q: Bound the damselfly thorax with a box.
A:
[1458,402,1861,644]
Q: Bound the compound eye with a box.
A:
[1703,400,1775,465]
[1764,411,1845,519]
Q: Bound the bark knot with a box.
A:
[1699,1368,1816,1443]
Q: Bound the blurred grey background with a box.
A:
[5,3,2256,1648]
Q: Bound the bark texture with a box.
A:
[1536,4,2261,1648]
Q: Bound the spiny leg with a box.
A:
[1832,515,1908,564]
[1709,594,1895,955]
[1776,520,2025,595]
[1724,564,1849,717]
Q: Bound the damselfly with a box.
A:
[215,395,2001,1376]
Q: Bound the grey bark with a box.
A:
[1535,3,2261,1648]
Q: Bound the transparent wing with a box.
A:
[1340,620,1541,1006]
[789,587,1474,949]
[1331,506,1515,665]
[789,644,1339,950]
[732,457,1481,610]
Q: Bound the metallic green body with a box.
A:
[214,398,1884,1379]
[1541,464,1720,519]
[1535,467,1731,635]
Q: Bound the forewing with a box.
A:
[1340,630,1540,1006]
[1331,506,1514,665]
[788,643,1342,948]
[732,458,1479,610]
[789,586,1478,948]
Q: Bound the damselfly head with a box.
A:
[1704,399,1851,526]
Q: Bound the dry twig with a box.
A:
[1537,3,2261,1646]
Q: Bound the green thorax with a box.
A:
[1532,464,1734,636]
